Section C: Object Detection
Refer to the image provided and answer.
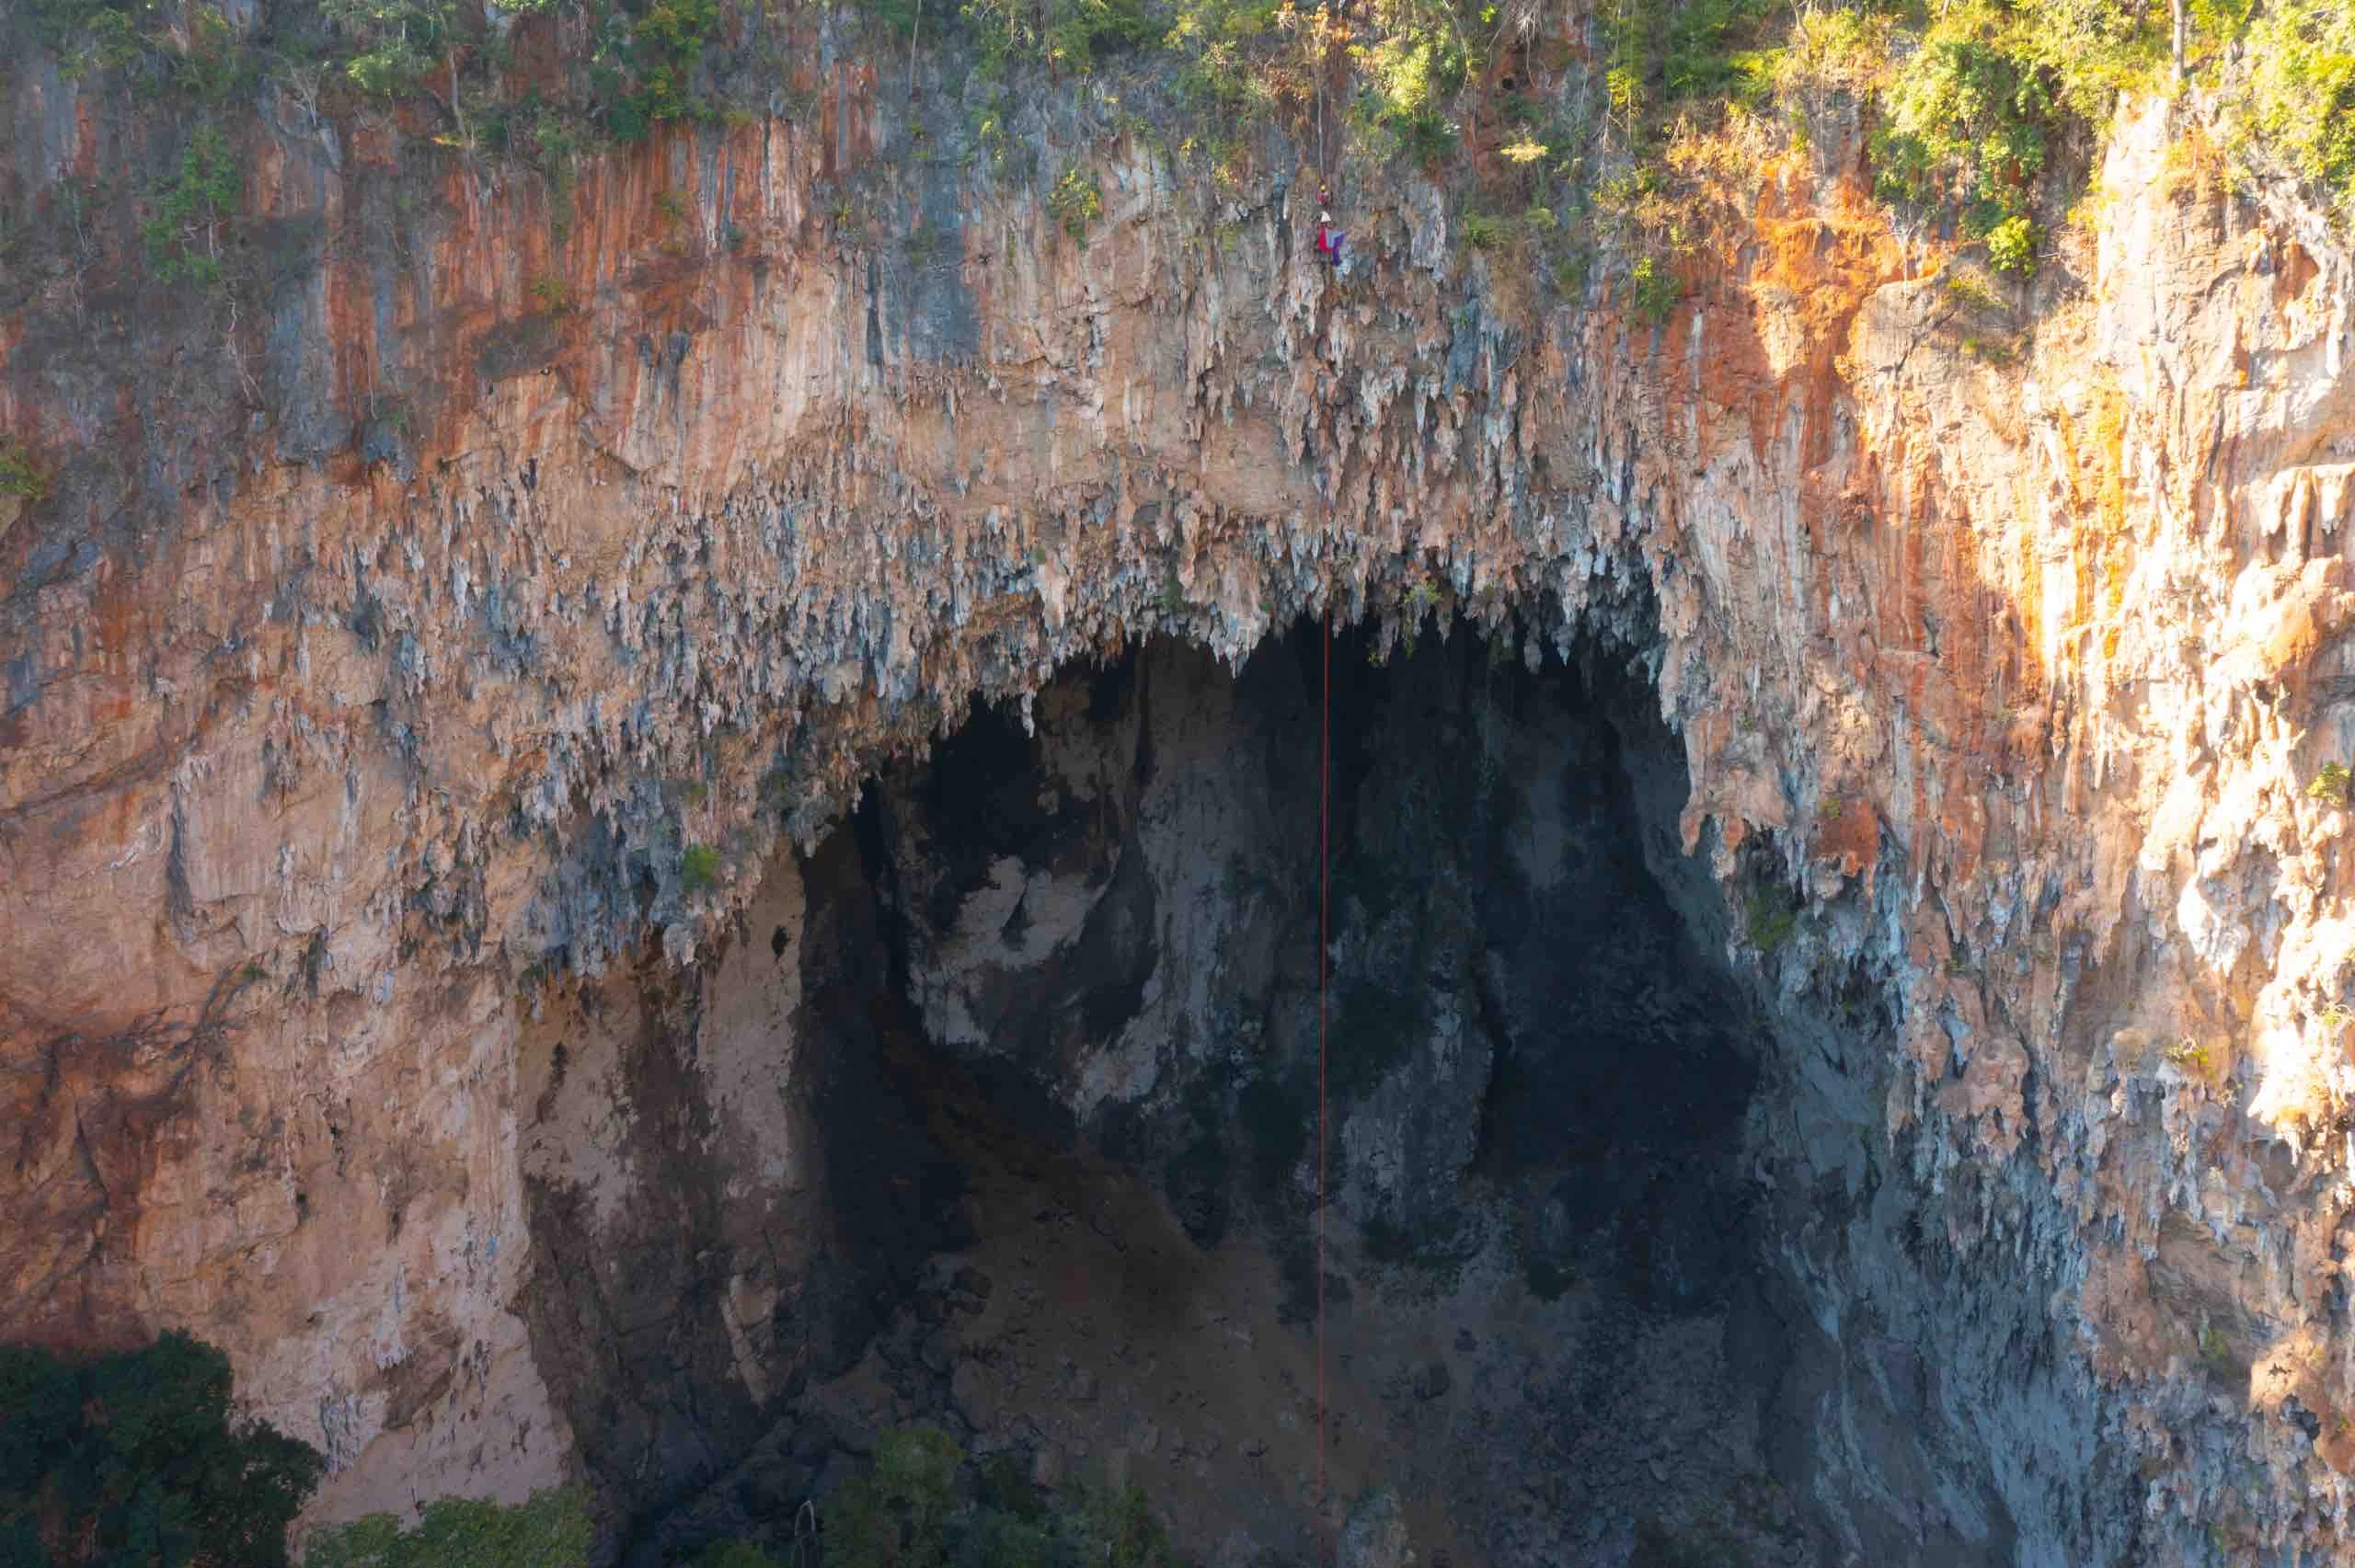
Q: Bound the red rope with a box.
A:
[1315,567,1332,1563]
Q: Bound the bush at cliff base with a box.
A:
[828,1424,1182,1568]
[304,1486,595,1568]
[0,1331,323,1567]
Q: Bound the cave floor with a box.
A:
[793,1062,1813,1568]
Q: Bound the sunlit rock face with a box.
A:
[1,11,2352,1557]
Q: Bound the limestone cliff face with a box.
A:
[4,9,2355,1557]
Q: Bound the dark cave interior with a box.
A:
[523,621,1951,1568]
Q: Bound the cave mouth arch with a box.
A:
[862,617,1765,1304]
[838,619,1782,1563]
[523,618,2023,1568]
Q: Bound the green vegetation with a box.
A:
[141,123,241,287]
[2310,761,2352,807]
[175,5,249,101]
[694,1543,785,1568]
[23,0,185,84]
[306,1485,594,1568]
[319,0,467,97]
[1459,203,1559,254]
[828,1424,1181,1568]
[595,0,724,137]
[1048,162,1105,238]
[309,0,698,140]
[830,1425,961,1568]
[682,842,722,891]
[0,1332,323,1568]
[1598,0,1777,141]
[27,0,248,98]
[1941,266,2005,314]
[8,0,2353,317]
[1872,12,2053,223]
[12,0,689,196]
[1351,0,1475,164]
[1982,212,2039,275]
[1162,0,1299,137]
[1629,254,1679,325]
[961,0,1159,76]
[2208,0,2355,222]
[1744,884,1797,954]
[1768,5,1895,117]
[0,441,45,503]
[1578,0,2230,282]
[1866,2,2106,273]
[2196,1321,2236,1382]
[528,274,577,315]
[1850,0,2352,264]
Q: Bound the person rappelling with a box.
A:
[1314,187,1345,270]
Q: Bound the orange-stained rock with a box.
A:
[1,46,2353,1560]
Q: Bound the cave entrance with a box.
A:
[562,620,1831,1568]
[764,622,1792,1565]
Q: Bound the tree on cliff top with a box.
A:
[0,1331,323,1568]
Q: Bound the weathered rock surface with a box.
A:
[0,7,2352,1559]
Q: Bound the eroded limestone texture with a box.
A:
[3,14,2355,1561]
